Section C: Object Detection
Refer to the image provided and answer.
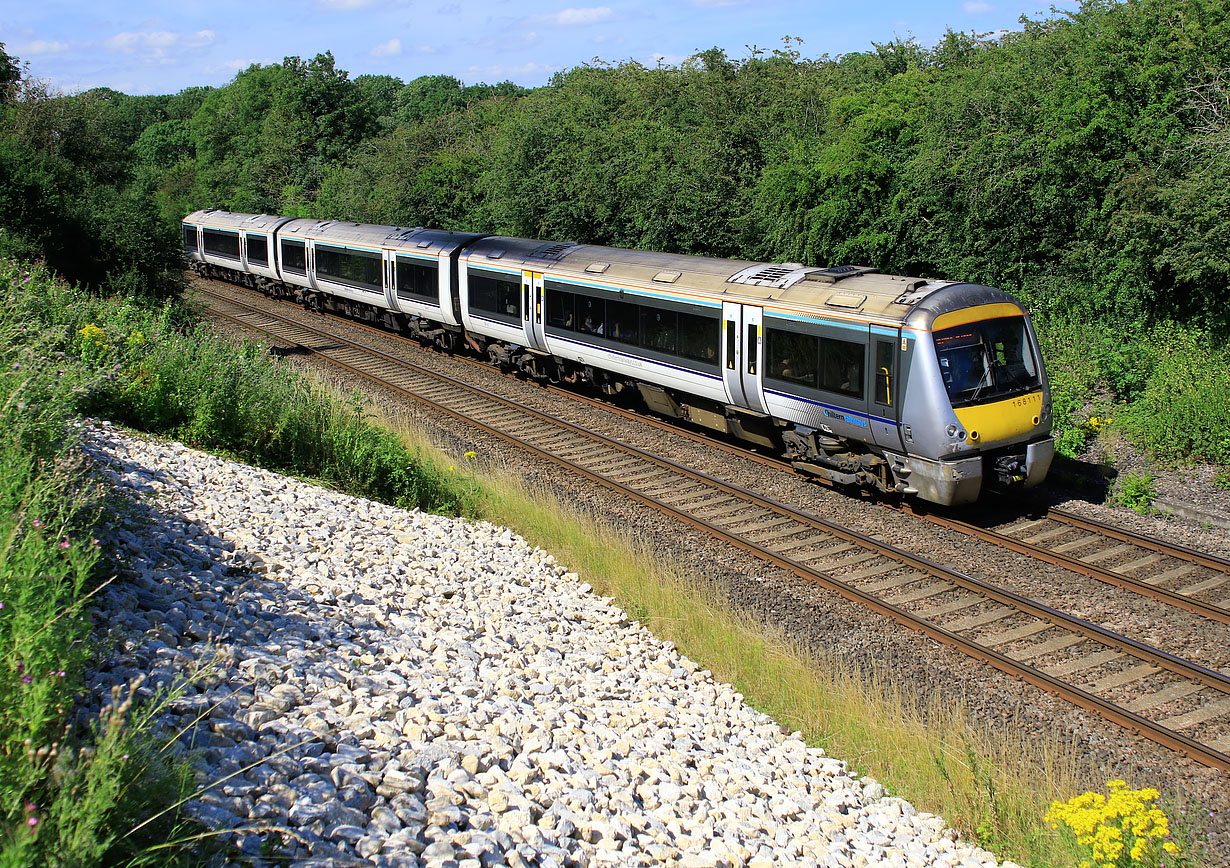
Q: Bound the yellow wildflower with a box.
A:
[1046,780,1180,867]
[77,323,106,346]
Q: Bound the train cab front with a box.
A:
[900,289,1055,506]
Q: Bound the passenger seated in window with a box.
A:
[582,314,603,335]
[778,358,794,379]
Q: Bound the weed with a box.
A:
[1114,472,1159,515]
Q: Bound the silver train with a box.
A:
[184,209,1055,506]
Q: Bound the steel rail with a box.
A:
[1048,507,1230,573]
[194,285,1230,771]
[903,506,1230,626]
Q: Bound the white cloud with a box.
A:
[652,52,688,68]
[963,1,993,12]
[105,30,215,61]
[371,38,402,57]
[531,7,613,27]
[476,31,541,52]
[414,45,438,55]
[464,60,559,82]
[206,58,275,75]
[319,0,377,8]
[690,0,746,6]
[19,40,70,55]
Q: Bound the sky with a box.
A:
[1,0,1081,97]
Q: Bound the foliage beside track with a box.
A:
[0,261,192,865]
[0,257,482,864]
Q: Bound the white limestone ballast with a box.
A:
[81,421,1020,868]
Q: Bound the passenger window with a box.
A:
[766,328,819,388]
[546,290,576,329]
[641,309,677,353]
[678,313,718,364]
[607,300,639,344]
[578,296,605,335]
[820,338,864,399]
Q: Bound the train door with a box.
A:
[869,327,905,451]
[382,248,398,310]
[305,240,318,290]
[721,303,767,413]
[522,271,547,351]
[239,233,248,269]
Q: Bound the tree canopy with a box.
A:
[0,0,1227,330]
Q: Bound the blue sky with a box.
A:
[1,0,1079,96]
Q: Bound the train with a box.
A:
[183,209,1055,506]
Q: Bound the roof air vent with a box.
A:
[804,265,878,284]
[585,262,610,274]
[529,241,576,260]
[727,262,810,289]
[825,292,867,309]
[653,271,682,284]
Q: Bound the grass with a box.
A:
[0,267,196,864]
[373,408,1208,868]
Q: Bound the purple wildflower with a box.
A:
[21,675,31,685]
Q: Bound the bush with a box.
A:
[1115,323,1230,467]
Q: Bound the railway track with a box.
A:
[194,283,1230,772]
[906,506,1230,626]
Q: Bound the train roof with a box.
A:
[278,218,485,255]
[465,236,982,325]
[184,209,292,232]
[185,210,1028,327]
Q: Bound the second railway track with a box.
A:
[194,282,1230,772]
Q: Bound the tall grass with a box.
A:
[0,264,192,865]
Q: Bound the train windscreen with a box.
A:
[933,315,1040,407]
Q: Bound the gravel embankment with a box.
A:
[82,421,1019,868]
